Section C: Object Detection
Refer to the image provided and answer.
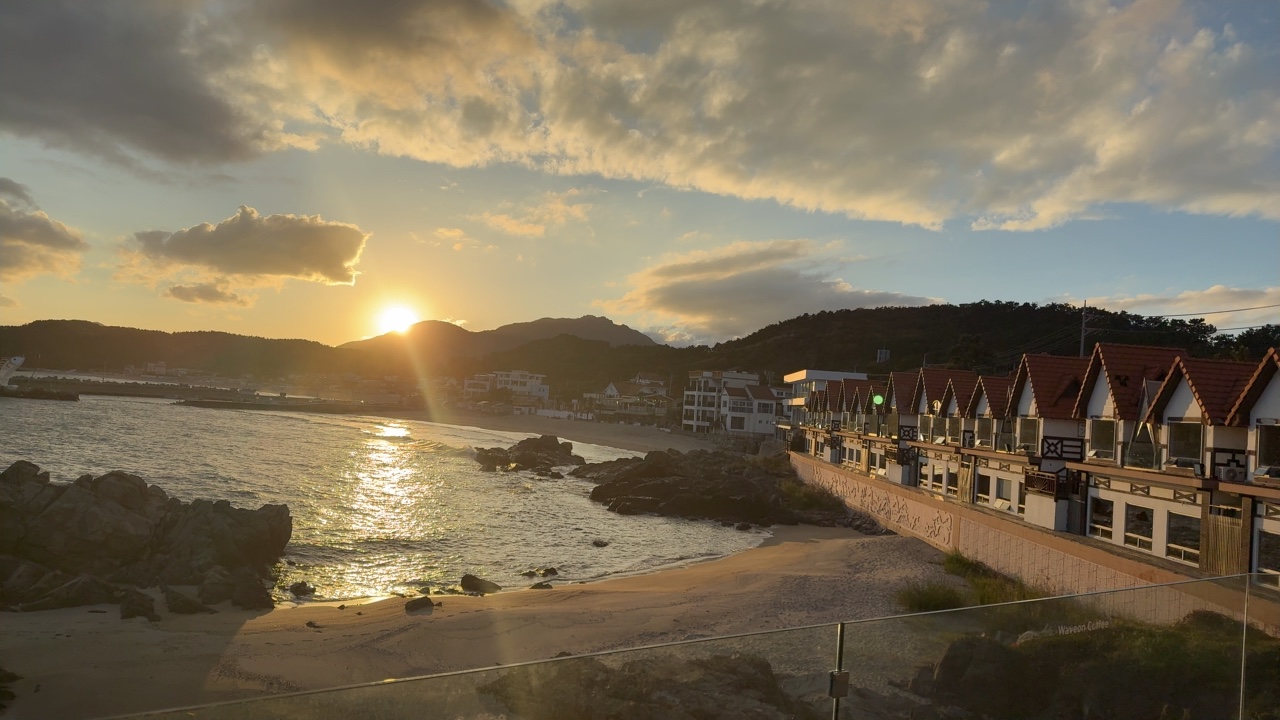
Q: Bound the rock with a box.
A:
[735,522,753,531]
[0,461,49,486]
[117,588,159,622]
[460,574,502,594]
[305,620,320,628]
[538,567,558,577]
[520,570,538,578]
[404,596,436,612]
[592,539,609,548]
[928,636,1024,718]
[197,565,236,605]
[162,585,216,614]
[475,436,586,473]
[530,582,553,590]
[230,570,275,610]
[20,573,117,611]
[288,581,316,597]
[548,471,564,479]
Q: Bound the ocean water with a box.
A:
[1,395,764,600]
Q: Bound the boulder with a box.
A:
[538,567,558,577]
[230,569,275,610]
[197,565,236,605]
[460,574,502,594]
[404,596,437,613]
[162,585,216,614]
[475,436,586,473]
[520,570,538,578]
[592,540,609,548]
[117,588,159,622]
[530,582,553,590]
[20,574,117,612]
[928,636,1024,718]
[288,581,316,597]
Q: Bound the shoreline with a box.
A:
[0,526,953,720]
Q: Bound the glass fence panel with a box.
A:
[837,576,1253,720]
[115,623,839,720]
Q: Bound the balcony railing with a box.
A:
[1121,441,1161,470]
[1024,470,1067,499]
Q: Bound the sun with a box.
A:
[377,305,420,335]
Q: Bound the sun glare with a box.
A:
[377,306,420,335]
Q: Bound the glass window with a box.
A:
[1259,530,1280,586]
[1124,503,1155,551]
[1090,497,1114,539]
[1166,513,1201,564]
[996,477,1012,501]
[1168,422,1203,462]
[945,469,958,496]
[1018,418,1040,452]
[932,468,944,493]
[1259,426,1280,468]
[918,416,932,440]
[946,417,961,443]
[976,473,991,502]
[976,418,993,446]
[997,420,1015,452]
[1090,419,1116,459]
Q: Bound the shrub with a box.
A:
[896,581,968,613]
[778,478,844,512]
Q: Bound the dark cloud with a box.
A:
[0,178,89,282]
[604,239,939,342]
[133,206,368,284]
[165,282,249,306]
[0,1,266,165]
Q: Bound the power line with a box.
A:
[1147,303,1280,318]
[1214,324,1277,332]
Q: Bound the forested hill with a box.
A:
[698,301,1277,377]
[2,304,1274,390]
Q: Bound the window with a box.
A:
[1259,426,1280,468]
[1089,497,1114,539]
[1089,419,1116,460]
[918,416,933,441]
[1017,418,1040,452]
[758,402,774,414]
[996,478,1012,502]
[946,417,961,444]
[976,418,994,446]
[976,473,991,503]
[932,468,944,493]
[1124,503,1155,551]
[1168,422,1203,462]
[730,416,745,430]
[1166,513,1201,564]
[997,420,1015,451]
[1258,530,1280,588]
[945,469,958,496]
[918,463,929,487]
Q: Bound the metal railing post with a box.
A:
[830,621,847,720]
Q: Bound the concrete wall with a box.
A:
[790,452,1280,630]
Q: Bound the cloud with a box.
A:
[0,293,16,308]
[471,189,593,237]
[600,239,940,343]
[131,206,368,285]
[165,281,249,306]
[0,177,89,282]
[7,2,1279,228]
[0,2,282,166]
[1086,284,1280,331]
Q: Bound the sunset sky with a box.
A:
[0,0,1276,346]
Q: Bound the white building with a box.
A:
[720,384,787,437]
[492,370,550,401]
[682,370,759,433]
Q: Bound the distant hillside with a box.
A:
[340,315,656,359]
[3,305,1273,389]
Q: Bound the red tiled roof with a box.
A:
[747,385,779,402]
[1147,356,1259,425]
[724,385,749,399]
[1009,354,1089,420]
[1228,348,1280,426]
[1072,343,1184,421]
[936,371,979,417]
[967,376,1013,418]
[806,389,828,412]
[889,371,919,411]
[838,378,877,413]
[913,368,977,415]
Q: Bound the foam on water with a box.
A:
[1,395,765,599]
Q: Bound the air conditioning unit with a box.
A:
[1215,466,1246,483]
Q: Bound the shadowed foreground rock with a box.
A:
[573,449,881,529]
[479,653,825,720]
[0,460,291,613]
[475,435,586,473]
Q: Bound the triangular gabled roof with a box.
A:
[1228,348,1280,426]
[1008,354,1090,420]
[1072,343,1185,421]
[806,389,828,412]
[912,368,976,416]
[1146,356,1258,425]
[837,378,877,414]
[966,375,1013,418]
[888,371,919,411]
[934,371,980,418]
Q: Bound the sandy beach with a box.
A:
[0,526,952,719]
[378,407,721,454]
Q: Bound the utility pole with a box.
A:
[1079,300,1090,357]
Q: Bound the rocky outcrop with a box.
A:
[0,460,292,614]
[475,435,586,473]
[573,449,866,528]
[460,573,502,594]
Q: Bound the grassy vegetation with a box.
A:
[895,581,969,613]
[777,478,845,512]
